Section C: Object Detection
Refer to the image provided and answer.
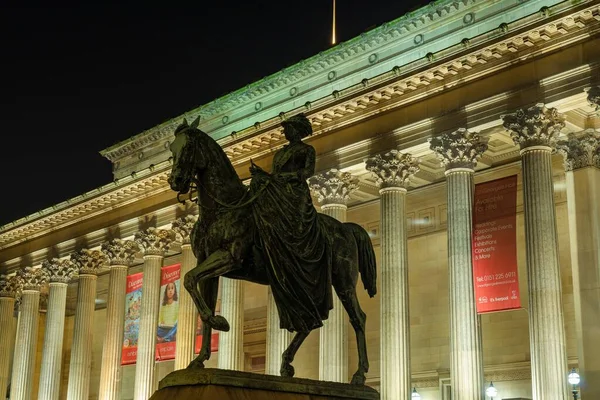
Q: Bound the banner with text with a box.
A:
[122,272,143,365]
[473,175,520,313]
[155,263,181,361]
[194,314,220,354]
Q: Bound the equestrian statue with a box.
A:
[167,114,377,385]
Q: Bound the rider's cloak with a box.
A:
[249,141,333,332]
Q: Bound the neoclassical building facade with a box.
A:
[1,0,599,399]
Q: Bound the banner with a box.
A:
[472,175,521,313]
[122,272,143,365]
[194,314,219,354]
[155,263,181,362]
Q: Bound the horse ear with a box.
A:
[191,116,201,129]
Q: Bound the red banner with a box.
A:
[122,272,143,365]
[472,175,521,313]
[194,314,219,354]
[155,263,181,362]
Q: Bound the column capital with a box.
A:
[0,274,21,298]
[365,150,420,189]
[71,249,107,276]
[556,130,600,171]
[501,103,565,149]
[429,128,488,170]
[585,86,600,112]
[42,258,77,284]
[101,239,140,266]
[134,227,176,256]
[171,215,198,245]
[308,169,358,206]
[17,267,47,291]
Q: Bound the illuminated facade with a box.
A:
[1,0,599,399]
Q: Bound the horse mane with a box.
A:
[195,128,246,191]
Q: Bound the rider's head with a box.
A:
[282,114,312,142]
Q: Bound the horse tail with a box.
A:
[346,222,377,298]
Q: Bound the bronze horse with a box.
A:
[167,116,376,384]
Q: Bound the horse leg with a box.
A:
[184,248,237,332]
[337,288,369,385]
[280,331,309,378]
[187,277,218,369]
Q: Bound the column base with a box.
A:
[151,368,379,399]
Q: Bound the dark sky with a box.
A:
[1,0,426,226]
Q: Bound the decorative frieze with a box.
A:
[42,258,77,284]
[365,150,420,189]
[171,215,198,244]
[501,103,565,149]
[308,169,358,206]
[71,249,107,276]
[429,128,488,170]
[101,239,140,266]
[556,130,600,171]
[0,274,20,298]
[586,86,600,111]
[17,267,47,291]
[135,228,176,256]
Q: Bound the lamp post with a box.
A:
[411,387,421,399]
[568,368,580,400]
[485,381,497,399]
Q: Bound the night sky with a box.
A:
[1,0,426,226]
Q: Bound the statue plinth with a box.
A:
[151,368,380,400]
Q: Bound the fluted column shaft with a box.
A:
[521,146,568,399]
[446,168,484,400]
[218,277,244,370]
[98,265,128,400]
[265,288,292,375]
[319,203,348,383]
[10,290,40,400]
[380,187,411,399]
[66,274,98,400]
[134,255,163,400]
[174,244,197,370]
[0,296,16,396]
[38,282,69,400]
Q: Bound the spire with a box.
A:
[332,0,337,45]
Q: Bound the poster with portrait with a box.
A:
[121,272,143,365]
[155,263,181,361]
[194,314,220,354]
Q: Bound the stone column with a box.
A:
[557,128,600,399]
[0,275,20,398]
[430,128,488,400]
[38,259,76,400]
[265,288,293,375]
[218,278,244,370]
[66,249,106,400]
[309,169,358,383]
[133,228,175,400]
[502,104,568,399]
[172,216,199,370]
[366,150,419,400]
[99,239,140,400]
[10,267,47,400]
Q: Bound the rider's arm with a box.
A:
[299,146,316,180]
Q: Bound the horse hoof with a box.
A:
[350,373,366,385]
[187,356,206,370]
[209,315,230,332]
[280,363,295,378]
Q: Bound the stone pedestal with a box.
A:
[38,259,76,400]
[430,128,487,400]
[149,368,379,400]
[366,150,419,400]
[503,105,568,399]
[265,288,292,376]
[67,249,105,400]
[99,239,139,400]
[308,169,358,383]
[218,278,244,371]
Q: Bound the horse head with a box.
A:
[168,116,206,195]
